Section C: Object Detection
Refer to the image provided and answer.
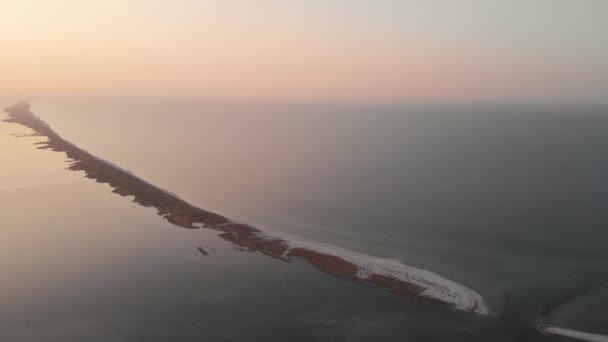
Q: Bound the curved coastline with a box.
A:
[538,325,608,342]
[3,101,488,315]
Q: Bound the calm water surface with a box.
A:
[2,97,607,340]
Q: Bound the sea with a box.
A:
[1,95,606,341]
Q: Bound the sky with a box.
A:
[1,0,607,103]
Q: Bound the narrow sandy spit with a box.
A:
[3,101,488,314]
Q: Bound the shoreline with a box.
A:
[538,325,608,342]
[3,101,488,315]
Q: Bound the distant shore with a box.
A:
[3,101,488,314]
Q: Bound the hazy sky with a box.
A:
[1,0,607,102]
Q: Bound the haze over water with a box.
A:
[3,96,603,340]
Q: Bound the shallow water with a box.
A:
[2,97,607,340]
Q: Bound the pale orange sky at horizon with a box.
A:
[1,0,607,103]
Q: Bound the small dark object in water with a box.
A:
[197,246,209,256]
